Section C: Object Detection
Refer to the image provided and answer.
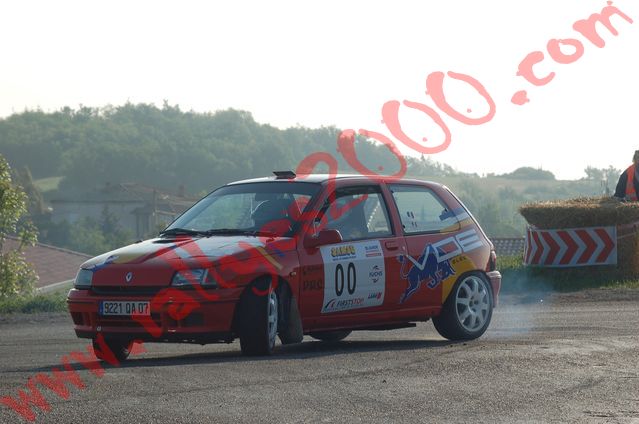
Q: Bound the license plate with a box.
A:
[99,301,150,316]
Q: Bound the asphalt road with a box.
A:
[1,290,638,423]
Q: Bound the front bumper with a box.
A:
[67,287,242,343]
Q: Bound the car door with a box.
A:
[298,184,406,329]
[388,184,467,308]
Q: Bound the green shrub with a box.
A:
[0,154,38,297]
[0,292,67,314]
[498,254,639,292]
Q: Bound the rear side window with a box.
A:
[389,185,460,234]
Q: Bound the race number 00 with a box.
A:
[335,262,356,296]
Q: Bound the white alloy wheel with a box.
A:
[454,275,491,332]
[267,290,278,349]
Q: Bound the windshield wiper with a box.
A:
[251,230,279,238]
[203,228,256,236]
[159,228,207,237]
[161,228,282,238]
[204,229,280,237]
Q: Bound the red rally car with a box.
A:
[68,172,501,358]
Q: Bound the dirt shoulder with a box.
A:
[501,287,639,306]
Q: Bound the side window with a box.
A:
[319,186,392,241]
[389,185,460,234]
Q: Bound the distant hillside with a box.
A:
[0,103,460,197]
[0,103,617,239]
[437,175,607,237]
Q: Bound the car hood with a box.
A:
[81,235,295,287]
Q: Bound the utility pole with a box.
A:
[152,189,157,235]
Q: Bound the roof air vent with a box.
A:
[273,171,296,179]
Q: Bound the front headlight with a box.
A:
[74,269,93,289]
[171,269,218,288]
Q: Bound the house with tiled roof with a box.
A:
[50,182,197,238]
[2,236,91,290]
[490,237,525,258]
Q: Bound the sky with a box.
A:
[0,0,637,180]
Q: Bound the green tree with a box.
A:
[583,166,604,181]
[13,166,46,215]
[501,167,555,180]
[67,217,110,255]
[100,206,133,248]
[1,104,465,196]
[0,154,38,297]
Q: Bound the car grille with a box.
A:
[95,313,163,329]
[91,286,165,296]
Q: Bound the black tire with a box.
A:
[238,277,279,356]
[433,273,493,341]
[92,337,132,362]
[309,330,352,342]
[277,284,303,345]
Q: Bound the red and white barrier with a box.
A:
[524,226,616,267]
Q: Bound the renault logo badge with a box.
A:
[125,272,133,283]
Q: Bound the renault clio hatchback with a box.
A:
[68,172,501,358]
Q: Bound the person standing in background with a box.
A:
[614,150,639,201]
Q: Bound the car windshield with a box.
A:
[163,182,321,237]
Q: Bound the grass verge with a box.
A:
[499,255,639,293]
[33,175,63,192]
[0,291,67,314]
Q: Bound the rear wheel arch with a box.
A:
[434,271,494,341]
[441,270,493,306]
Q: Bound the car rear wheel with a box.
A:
[309,330,352,342]
[238,278,279,356]
[92,337,133,362]
[433,273,493,341]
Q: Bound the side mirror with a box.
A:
[304,229,343,249]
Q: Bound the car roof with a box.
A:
[227,173,445,188]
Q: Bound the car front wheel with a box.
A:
[433,273,493,341]
[238,278,279,356]
[92,337,133,362]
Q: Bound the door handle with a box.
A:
[385,241,399,250]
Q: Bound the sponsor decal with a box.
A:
[87,254,119,271]
[369,264,383,283]
[323,297,365,313]
[302,264,323,276]
[368,291,383,300]
[320,241,385,313]
[302,279,323,291]
[399,245,455,303]
[438,207,470,222]
[330,245,356,260]
[365,244,382,257]
[254,246,283,270]
[398,228,483,303]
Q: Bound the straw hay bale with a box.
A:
[519,196,639,229]
[519,196,639,277]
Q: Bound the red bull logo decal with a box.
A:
[398,228,483,303]
[398,245,455,303]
